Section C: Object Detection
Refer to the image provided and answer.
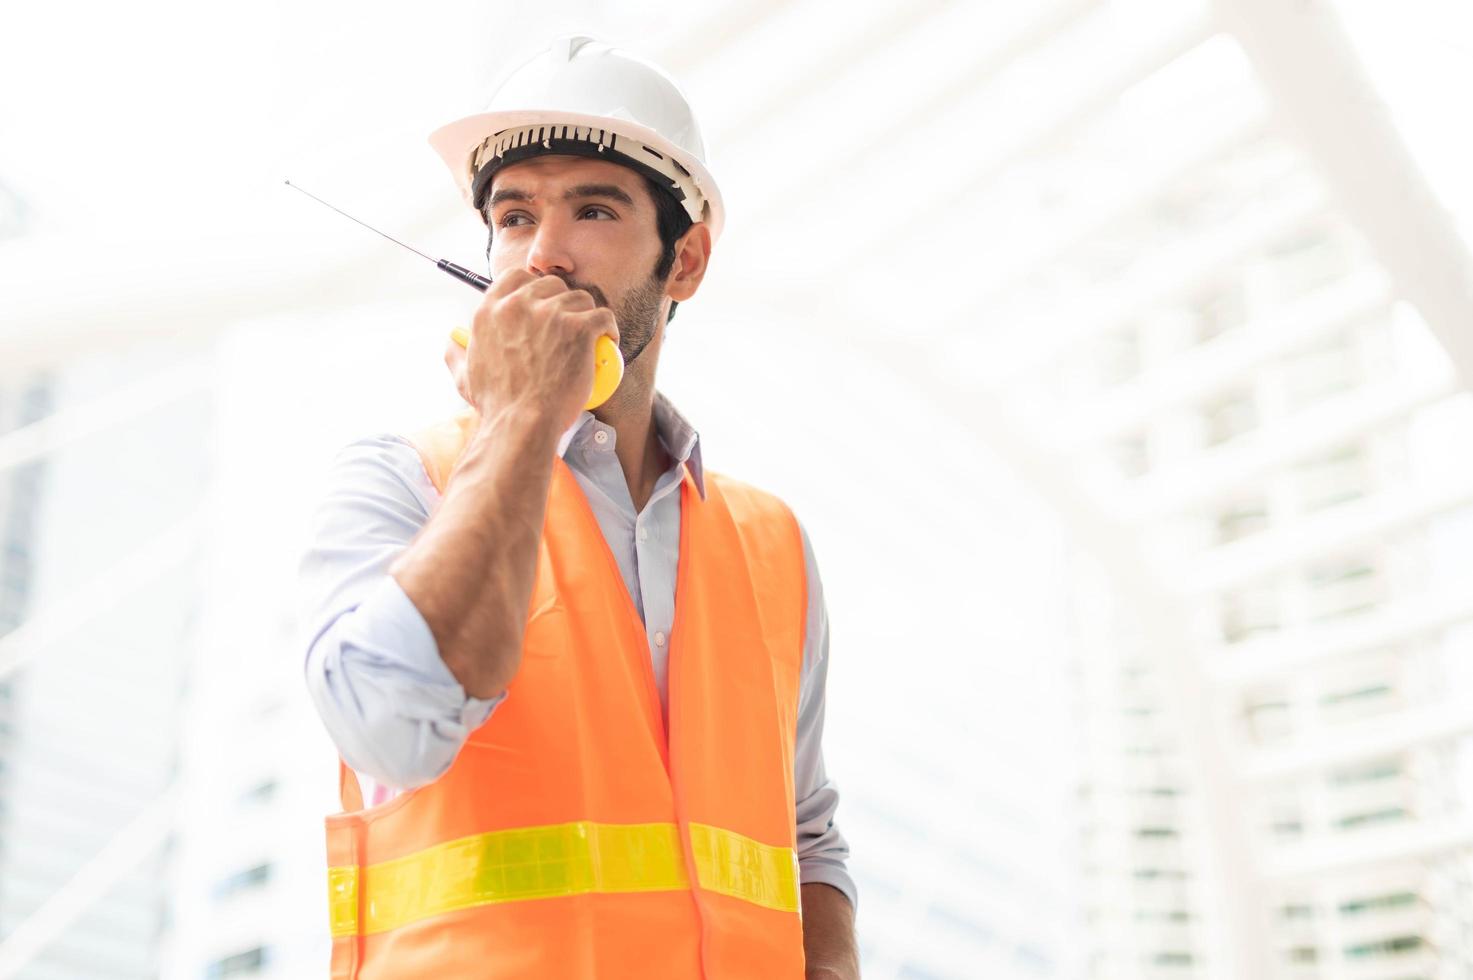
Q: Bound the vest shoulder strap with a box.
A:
[338,759,364,812]
[403,408,479,495]
[705,471,794,528]
[704,471,808,656]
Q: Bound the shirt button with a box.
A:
[637,526,649,543]
[654,631,667,647]
[592,430,609,445]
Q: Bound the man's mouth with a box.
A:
[554,275,609,309]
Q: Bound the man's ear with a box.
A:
[667,223,712,302]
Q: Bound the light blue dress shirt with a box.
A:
[298,391,856,910]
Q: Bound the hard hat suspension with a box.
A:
[469,123,707,228]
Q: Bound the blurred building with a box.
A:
[0,181,29,242]
[0,377,51,924]
[965,8,1473,980]
[157,315,429,980]
[0,354,200,980]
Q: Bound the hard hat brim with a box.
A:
[428,109,725,243]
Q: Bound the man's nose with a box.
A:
[526,224,574,277]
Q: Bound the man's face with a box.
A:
[484,155,668,365]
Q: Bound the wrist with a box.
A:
[472,400,565,445]
[443,401,563,497]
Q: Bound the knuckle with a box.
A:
[494,272,529,297]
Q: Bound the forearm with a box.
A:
[388,405,561,698]
[802,882,859,980]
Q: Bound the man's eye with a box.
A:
[579,206,615,220]
[500,212,532,228]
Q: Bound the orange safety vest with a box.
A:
[324,409,808,979]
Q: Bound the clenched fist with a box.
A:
[447,270,620,433]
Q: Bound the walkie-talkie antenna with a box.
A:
[283,180,492,292]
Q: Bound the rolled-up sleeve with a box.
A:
[794,521,857,914]
[298,435,504,791]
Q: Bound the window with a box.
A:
[1334,807,1408,831]
[1292,444,1371,511]
[1133,786,1181,798]
[205,946,268,979]
[1340,891,1419,916]
[1283,332,1363,411]
[237,779,278,807]
[1132,867,1190,881]
[1329,759,1402,787]
[1270,816,1303,838]
[1191,282,1247,345]
[1243,690,1292,742]
[1203,390,1258,445]
[1216,499,1270,544]
[1343,934,1424,958]
[1150,950,1195,966]
[1135,826,1179,839]
[1304,556,1382,621]
[213,863,271,901]
[1320,682,1396,723]
[1221,587,1282,646]
[1259,229,1350,304]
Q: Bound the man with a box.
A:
[298,36,858,979]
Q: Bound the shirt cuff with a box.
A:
[361,574,505,729]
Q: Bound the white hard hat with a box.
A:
[428,35,724,243]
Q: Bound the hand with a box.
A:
[458,270,619,432]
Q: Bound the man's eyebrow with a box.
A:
[564,184,635,206]
[486,184,636,211]
[486,187,533,210]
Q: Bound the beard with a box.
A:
[551,270,666,366]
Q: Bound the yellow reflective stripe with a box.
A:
[328,820,798,937]
[331,821,689,936]
[327,866,359,937]
[689,821,801,913]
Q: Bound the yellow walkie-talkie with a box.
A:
[450,327,624,411]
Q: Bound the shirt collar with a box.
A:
[555,390,706,500]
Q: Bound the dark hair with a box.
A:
[645,174,694,324]
[482,170,694,324]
